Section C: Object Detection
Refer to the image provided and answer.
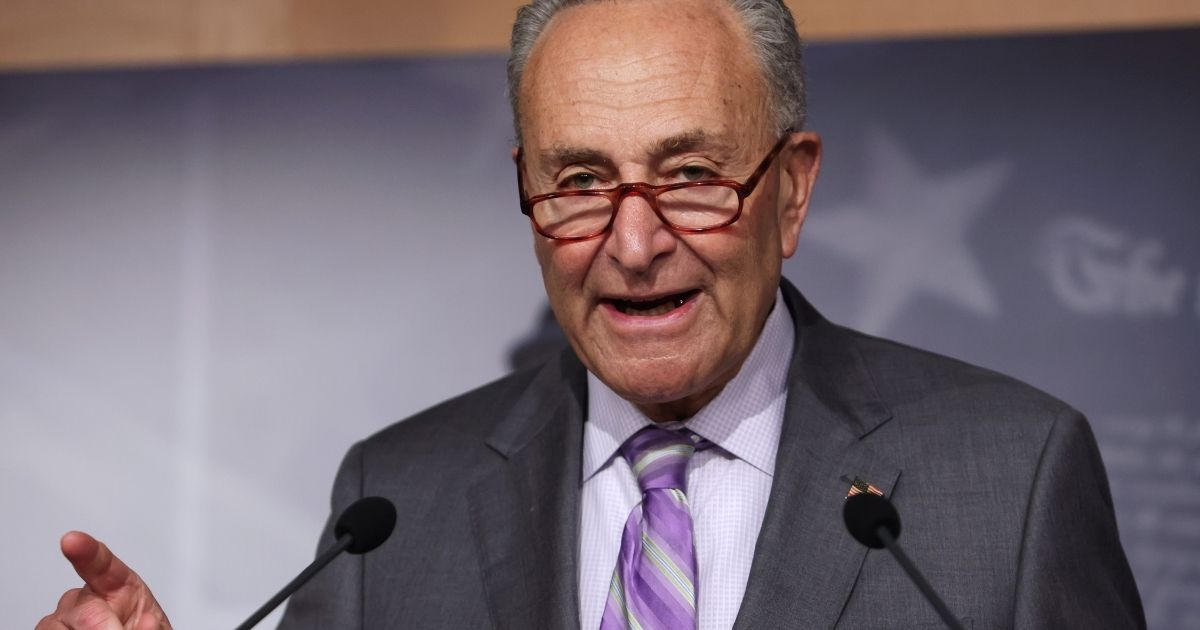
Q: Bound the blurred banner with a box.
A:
[2,28,1197,628]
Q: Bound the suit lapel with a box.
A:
[465,282,896,629]
[467,351,586,630]
[734,282,900,629]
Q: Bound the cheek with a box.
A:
[535,240,599,308]
[746,196,784,269]
[707,208,782,303]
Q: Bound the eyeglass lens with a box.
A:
[533,185,739,239]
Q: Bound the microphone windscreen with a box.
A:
[843,492,901,549]
[334,496,398,554]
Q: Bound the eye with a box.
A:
[560,172,600,190]
[678,164,717,182]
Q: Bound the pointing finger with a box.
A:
[60,532,136,597]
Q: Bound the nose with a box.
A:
[603,190,677,273]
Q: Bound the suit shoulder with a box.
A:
[841,325,1079,427]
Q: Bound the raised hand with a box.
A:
[36,532,173,630]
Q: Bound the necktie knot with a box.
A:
[620,426,705,494]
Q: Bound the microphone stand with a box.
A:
[234,533,354,630]
[874,526,966,630]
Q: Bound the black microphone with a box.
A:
[843,493,966,630]
[235,496,397,630]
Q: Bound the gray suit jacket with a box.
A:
[279,281,1144,629]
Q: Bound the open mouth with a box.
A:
[607,290,699,316]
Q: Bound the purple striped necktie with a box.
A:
[601,426,709,630]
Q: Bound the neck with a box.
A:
[636,383,728,423]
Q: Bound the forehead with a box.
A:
[518,0,770,155]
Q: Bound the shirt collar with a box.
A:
[583,288,795,480]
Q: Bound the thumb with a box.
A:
[60,531,138,597]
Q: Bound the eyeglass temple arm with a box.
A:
[740,130,794,194]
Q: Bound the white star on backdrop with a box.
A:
[806,128,1010,335]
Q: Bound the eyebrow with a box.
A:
[651,129,736,158]
[535,129,737,171]
[537,146,611,171]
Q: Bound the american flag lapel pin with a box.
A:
[842,475,884,499]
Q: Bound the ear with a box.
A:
[777,131,822,259]
[511,145,521,163]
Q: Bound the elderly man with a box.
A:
[39,0,1144,628]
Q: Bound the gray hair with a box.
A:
[506,0,807,145]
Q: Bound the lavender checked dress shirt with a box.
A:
[580,289,795,630]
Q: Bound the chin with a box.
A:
[598,357,707,406]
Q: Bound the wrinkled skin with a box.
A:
[36,532,172,630]
[518,0,821,422]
